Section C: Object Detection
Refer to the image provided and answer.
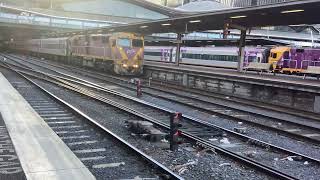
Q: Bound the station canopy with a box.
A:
[55,0,320,37]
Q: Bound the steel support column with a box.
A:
[175,33,182,66]
[237,29,247,72]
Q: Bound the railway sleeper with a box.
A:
[127,120,167,142]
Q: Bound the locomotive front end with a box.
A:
[112,33,144,75]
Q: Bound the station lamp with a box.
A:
[230,15,247,19]
[281,9,304,14]
[161,23,171,26]
[189,20,201,23]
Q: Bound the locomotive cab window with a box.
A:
[117,38,131,47]
[132,39,143,47]
[111,40,116,47]
[283,51,290,59]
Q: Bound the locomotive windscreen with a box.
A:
[118,38,131,47]
[132,39,143,47]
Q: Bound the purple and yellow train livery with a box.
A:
[269,46,320,73]
[10,32,144,75]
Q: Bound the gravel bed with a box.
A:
[0,67,165,180]
[143,84,320,129]
[30,77,272,180]
[61,72,320,162]
[65,80,320,179]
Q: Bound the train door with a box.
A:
[293,49,304,69]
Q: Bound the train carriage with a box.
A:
[144,46,270,69]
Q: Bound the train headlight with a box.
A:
[133,64,139,68]
[122,64,128,68]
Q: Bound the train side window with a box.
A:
[296,49,304,53]
[92,36,98,41]
[272,53,277,59]
[73,38,79,45]
[102,36,109,43]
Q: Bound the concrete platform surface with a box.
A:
[145,61,320,89]
[0,73,96,180]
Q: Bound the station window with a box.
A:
[132,39,143,47]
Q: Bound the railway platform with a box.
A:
[0,73,95,180]
[145,61,320,91]
[144,61,320,114]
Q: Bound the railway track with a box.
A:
[2,54,320,179]
[10,54,320,146]
[0,62,182,180]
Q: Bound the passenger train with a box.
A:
[145,46,269,69]
[144,46,320,73]
[10,32,144,75]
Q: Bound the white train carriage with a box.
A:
[27,37,68,56]
[144,46,175,62]
[144,46,269,69]
[180,47,239,68]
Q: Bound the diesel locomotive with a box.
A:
[10,32,144,75]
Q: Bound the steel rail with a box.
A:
[0,59,300,180]
[21,55,320,145]
[0,62,183,180]
[2,55,320,164]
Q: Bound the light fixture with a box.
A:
[230,15,247,19]
[161,23,171,26]
[289,24,307,27]
[109,29,114,31]
[189,20,201,23]
[281,9,304,14]
[140,25,148,28]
